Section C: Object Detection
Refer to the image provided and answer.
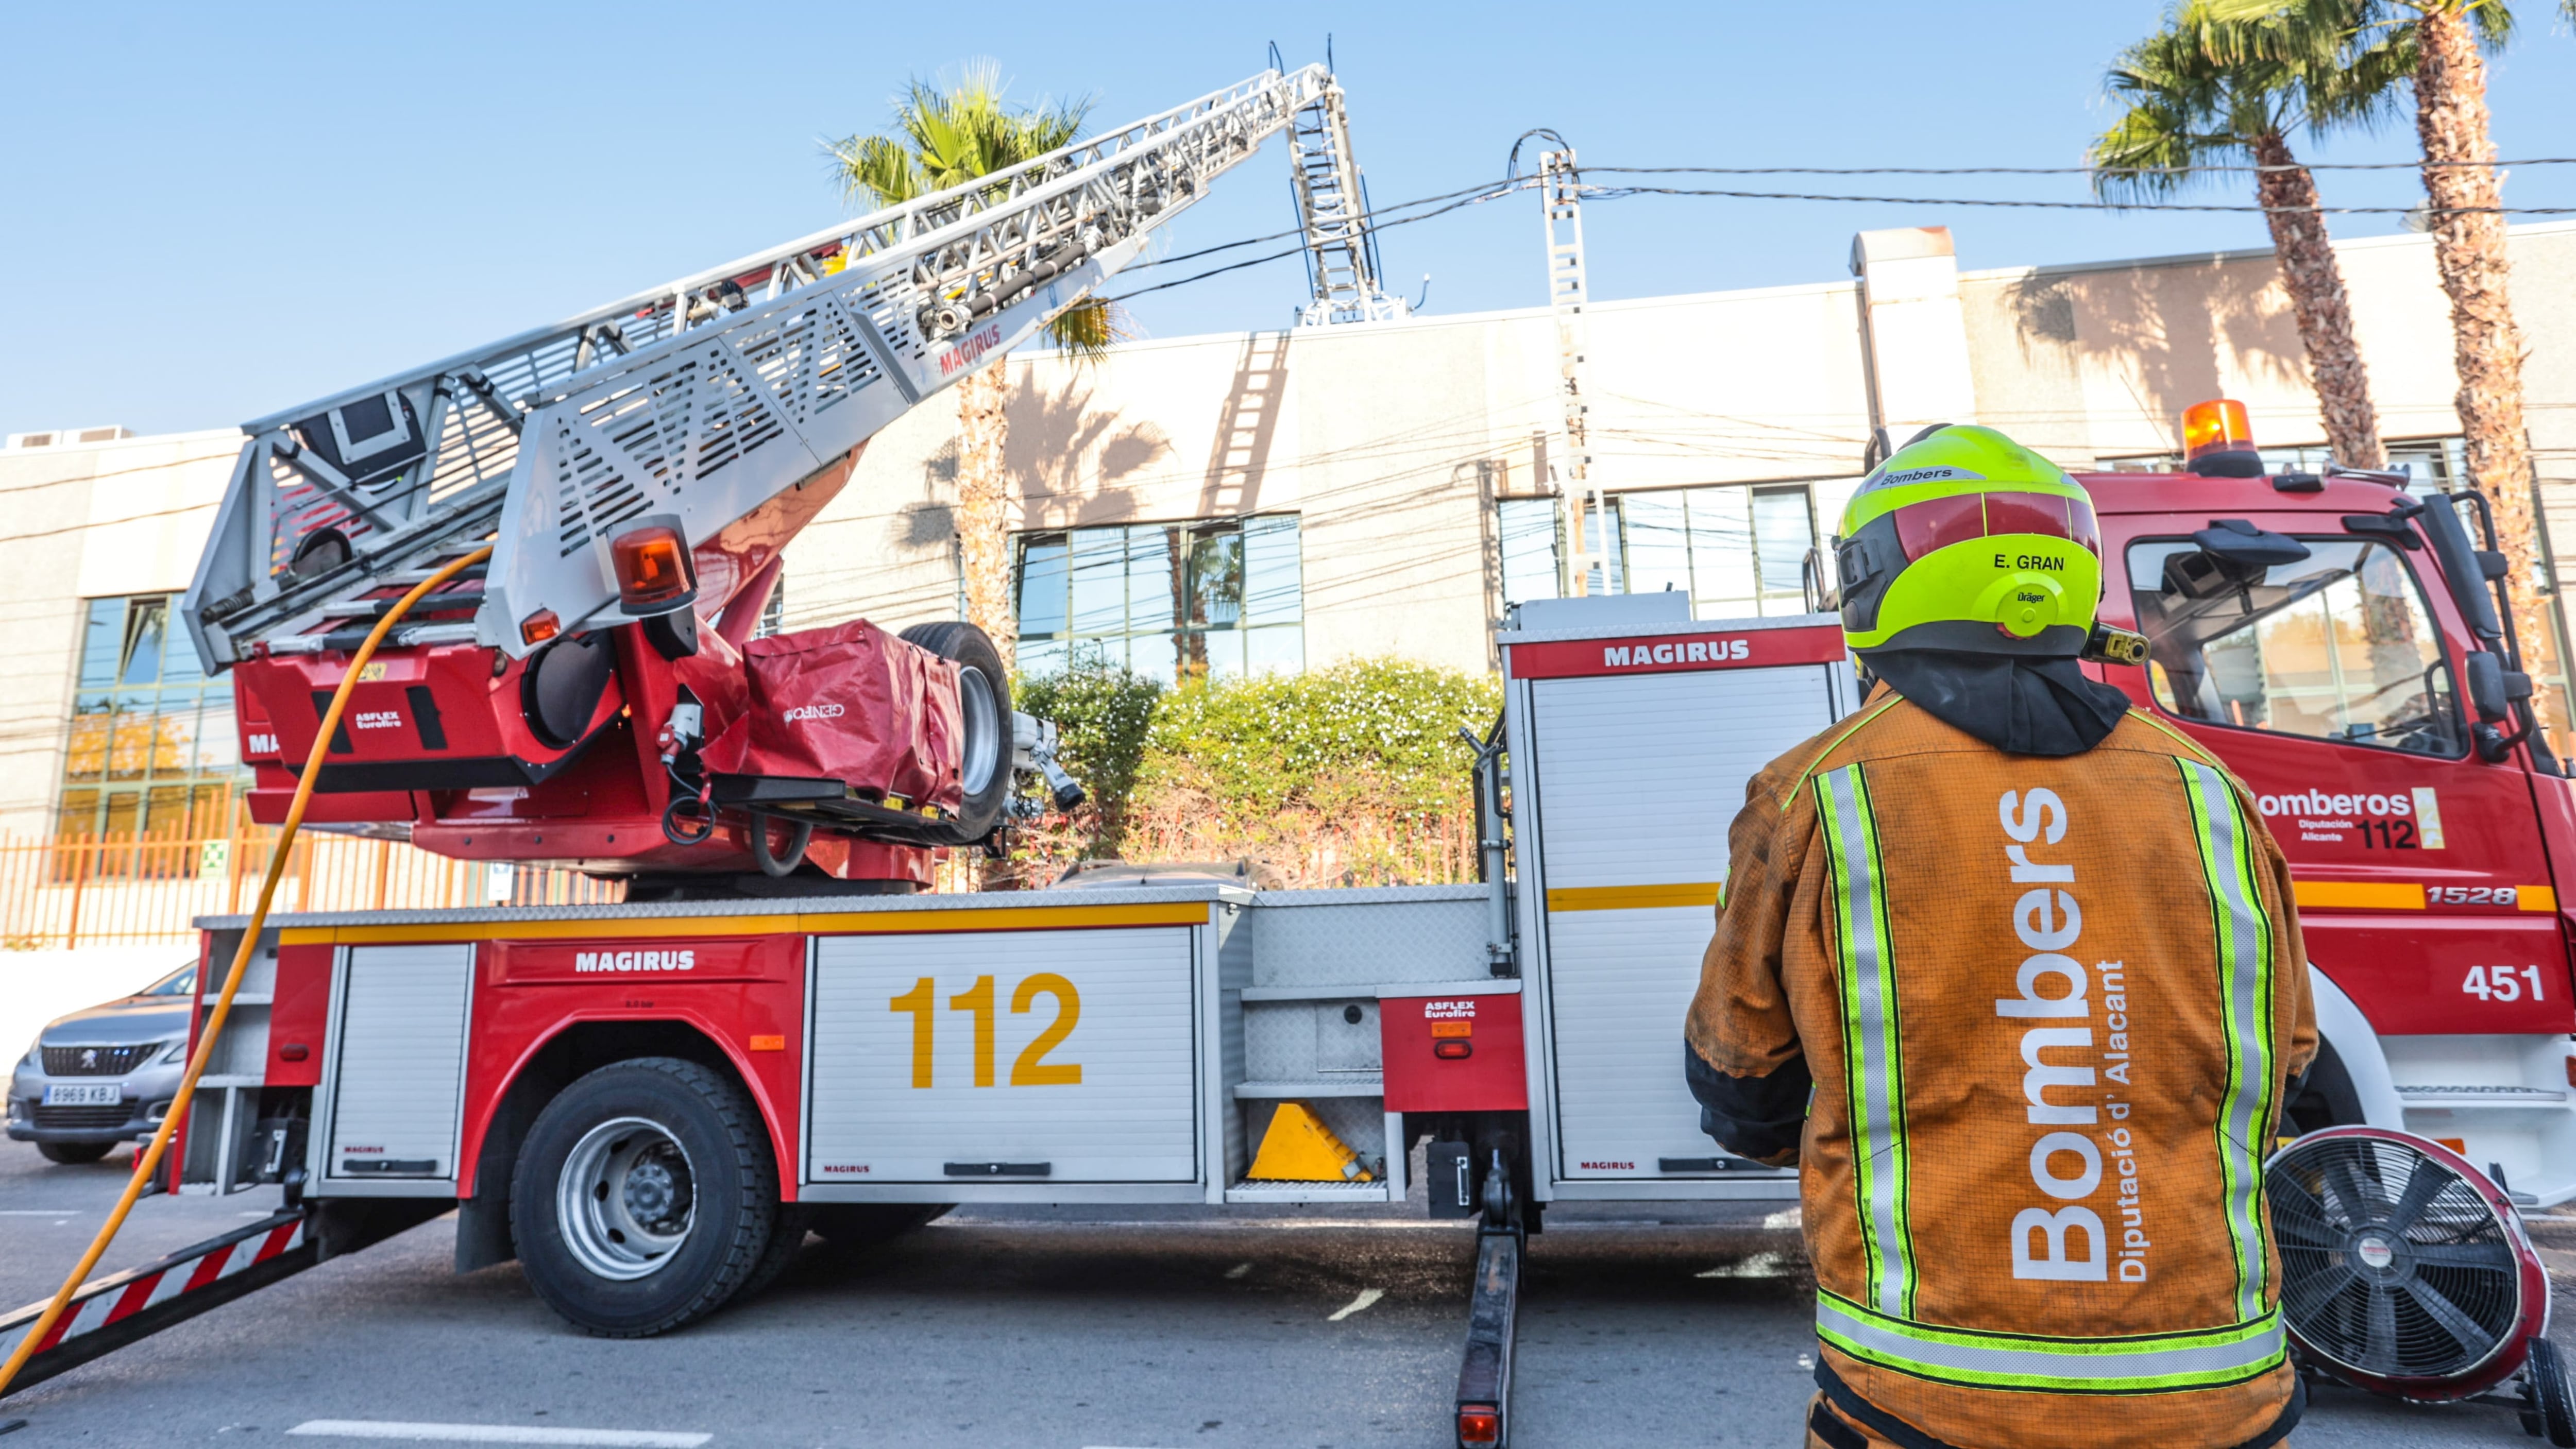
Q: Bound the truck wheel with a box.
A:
[897,622,1012,844]
[37,1140,115,1165]
[511,1057,778,1337]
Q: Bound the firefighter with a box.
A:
[1683,424,2315,1449]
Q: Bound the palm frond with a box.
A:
[1044,297,1137,368]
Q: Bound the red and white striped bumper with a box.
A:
[1,1207,311,1396]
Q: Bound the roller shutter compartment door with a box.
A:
[326,944,473,1182]
[1531,666,1836,1179]
[807,927,1198,1184]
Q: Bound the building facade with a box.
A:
[8,221,2576,838]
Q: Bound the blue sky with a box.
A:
[7,1,2576,438]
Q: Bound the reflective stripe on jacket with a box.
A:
[1686,691,2317,1449]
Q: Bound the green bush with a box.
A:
[1141,658,1502,828]
[1012,662,1162,842]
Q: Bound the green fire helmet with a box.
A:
[1832,424,2103,657]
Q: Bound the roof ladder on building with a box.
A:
[1536,144,1603,595]
[1287,80,1409,327]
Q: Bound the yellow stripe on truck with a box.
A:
[2522,885,2559,911]
[1546,882,1724,912]
[2290,881,2424,911]
[276,900,1213,946]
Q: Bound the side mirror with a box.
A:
[2464,651,2532,726]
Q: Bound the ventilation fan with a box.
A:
[2266,1127,2571,1441]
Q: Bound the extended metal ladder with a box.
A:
[1286,81,1409,327]
[183,65,1336,672]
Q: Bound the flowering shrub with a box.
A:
[1004,657,1500,887]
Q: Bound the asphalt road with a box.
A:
[2,1138,2573,1446]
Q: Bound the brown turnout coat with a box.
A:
[1687,692,2316,1449]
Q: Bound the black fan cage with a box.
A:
[2266,1135,2523,1380]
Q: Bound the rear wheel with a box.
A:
[897,622,1012,844]
[511,1058,778,1337]
[36,1140,115,1165]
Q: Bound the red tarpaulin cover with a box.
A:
[701,620,963,810]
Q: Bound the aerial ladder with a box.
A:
[176,65,1358,891]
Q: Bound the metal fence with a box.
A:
[0,821,624,948]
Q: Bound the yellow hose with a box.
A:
[0,544,494,1397]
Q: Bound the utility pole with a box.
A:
[1538,146,1602,595]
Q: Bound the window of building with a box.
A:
[1013,515,1303,681]
[58,595,243,842]
[2096,436,2468,495]
[2128,537,2464,758]
[1498,484,1820,618]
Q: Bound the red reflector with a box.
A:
[519,609,561,645]
[1435,1039,1474,1060]
[1891,490,2098,563]
[279,1043,309,1062]
[1890,492,1985,562]
[1458,1405,1501,1444]
[613,523,697,613]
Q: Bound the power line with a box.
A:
[1585,159,2576,176]
[1579,183,2576,215]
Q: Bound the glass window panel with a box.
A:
[120,598,167,686]
[150,702,198,777]
[1498,499,1562,606]
[1582,498,1623,595]
[108,695,156,781]
[78,599,123,688]
[161,615,205,684]
[1129,632,1179,686]
[192,702,237,773]
[1067,528,1128,636]
[1247,625,1304,675]
[102,790,140,839]
[56,788,98,840]
[2129,537,2463,757]
[1133,527,1182,634]
[1243,516,1302,623]
[1619,491,1693,598]
[144,784,190,835]
[1751,488,1816,606]
[64,695,112,782]
[1015,637,1070,678]
[1199,628,1246,680]
[1684,487,1758,619]
[1015,536,1069,637]
[1185,524,1245,630]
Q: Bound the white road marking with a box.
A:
[0,1210,85,1216]
[1697,1251,1797,1278]
[1761,1206,1803,1230]
[285,1422,709,1446]
[1326,1287,1385,1321]
[1222,1262,1252,1279]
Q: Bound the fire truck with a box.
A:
[9,57,2576,1449]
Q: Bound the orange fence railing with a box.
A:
[0,820,624,949]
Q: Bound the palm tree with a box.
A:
[2091,1,2403,469]
[2215,0,2564,729]
[826,63,1127,664]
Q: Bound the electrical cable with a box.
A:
[1577,183,2576,215]
[1585,159,2576,176]
[0,543,495,1401]
[1108,179,1532,301]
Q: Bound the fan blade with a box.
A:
[2404,1274,2501,1358]
[2383,1159,2458,1235]
[2363,1281,2399,1374]
[2281,1258,2361,1326]
[2409,1240,2517,1271]
[2330,1155,2390,1227]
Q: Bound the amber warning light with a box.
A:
[612,516,699,615]
[2181,398,2264,479]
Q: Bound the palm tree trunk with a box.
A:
[2413,3,2562,722]
[2249,134,2384,470]
[953,360,1016,662]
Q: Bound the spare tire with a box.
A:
[897,621,1012,845]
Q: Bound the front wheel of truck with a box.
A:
[511,1056,779,1337]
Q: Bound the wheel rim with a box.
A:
[957,664,1001,797]
[557,1116,696,1281]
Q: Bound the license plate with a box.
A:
[42,1084,122,1107]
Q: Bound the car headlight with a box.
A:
[155,1039,190,1066]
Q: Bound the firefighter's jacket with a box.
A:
[1685,690,2316,1449]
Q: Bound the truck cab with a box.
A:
[2078,429,2576,1203]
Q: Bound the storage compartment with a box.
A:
[322,943,473,1184]
[806,926,1199,1184]
[1510,632,1851,1186]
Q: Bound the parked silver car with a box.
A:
[6,962,196,1164]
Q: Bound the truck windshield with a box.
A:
[2127,537,2463,757]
